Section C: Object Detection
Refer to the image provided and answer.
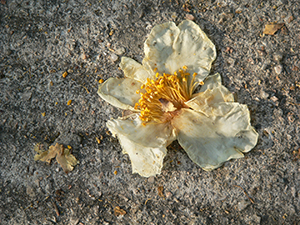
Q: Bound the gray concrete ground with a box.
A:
[0,0,299,224]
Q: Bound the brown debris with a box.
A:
[182,2,191,12]
[34,143,79,173]
[157,186,164,198]
[292,148,300,161]
[52,200,60,216]
[263,23,285,35]
[114,206,126,216]
[233,185,255,204]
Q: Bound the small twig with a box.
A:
[52,200,60,216]
[144,198,151,205]
[233,185,255,204]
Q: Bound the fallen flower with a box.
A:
[34,143,79,173]
[98,20,258,177]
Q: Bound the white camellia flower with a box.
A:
[98,20,258,177]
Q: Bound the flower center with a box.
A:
[134,66,202,126]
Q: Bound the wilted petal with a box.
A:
[199,73,223,92]
[143,21,180,74]
[173,20,217,81]
[120,57,153,83]
[107,114,176,148]
[186,74,234,116]
[143,20,216,81]
[116,133,167,177]
[98,77,142,111]
[172,108,258,171]
[107,114,176,177]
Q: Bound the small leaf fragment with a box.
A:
[157,186,165,198]
[34,143,79,173]
[114,206,126,216]
[263,23,285,35]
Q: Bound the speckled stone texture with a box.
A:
[0,0,299,224]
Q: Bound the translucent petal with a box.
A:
[143,20,216,81]
[186,74,234,116]
[107,115,176,177]
[172,108,258,171]
[120,57,153,83]
[143,21,180,74]
[199,73,223,92]
[115,133,167,177]
[97,77,142,111]
[107,114,176,148]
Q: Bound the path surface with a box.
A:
[0,0,299,224]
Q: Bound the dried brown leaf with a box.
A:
[34,143,79,173]
[157,186,164,198]
[114,206,126,216]
[263,23,284,35]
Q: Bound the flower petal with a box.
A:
[120,57,153,83]
[186,74,234,115]
[199,73,223,92]
[174,20,217,81]
[172,107,258,171]
[107,114,176,148]
[143,21,180,74]
[143,20,216,81]
[107,114,176,177]
[98,77,142,110]
[115,133,167,177]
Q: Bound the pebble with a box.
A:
[81,52,88,60]
[110,53,118,62]
[115,47,125,55]
[21,92,32,101]
[237,200,250,211]
[252,215,261,223]
[260,90,269,99]
[274,65,283,74]
[147,176,155,183]
[274,53,283,62]
[185,14,195,21]
[261,59,270,70]
[270,96,278,102]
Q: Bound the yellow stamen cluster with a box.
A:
[134,66,200,125]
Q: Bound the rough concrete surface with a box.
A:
[0,0,299,224]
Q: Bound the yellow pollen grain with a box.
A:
[96,137,101,144]
[99,79,104,83]
[153,67,158,72]
[67,100,72,105]
[62,71,68,78]
[182,65,188,70]
[199,81,204,85]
